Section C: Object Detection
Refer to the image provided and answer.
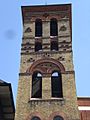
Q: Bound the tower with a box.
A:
[15,4,80,120]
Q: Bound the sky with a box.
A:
[0,0,90,105]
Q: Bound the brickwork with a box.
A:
[78,98,90,120]
[15,4,80,120]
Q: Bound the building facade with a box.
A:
[78,97,90,120]
[0,80,15,120]
[15,4,80,120]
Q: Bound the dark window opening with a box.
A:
[51,41,58,51]
[32,72,42,98]
[35,19,42,37]
[53,116,64,120]
[50,18,58,36]
[31,116,41,120]
[51,72,63,98]
[35,42,42,52]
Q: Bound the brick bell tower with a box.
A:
[15,4,80,120]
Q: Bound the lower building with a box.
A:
[0,80,15,120]
[78,97,90,120]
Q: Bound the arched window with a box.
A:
[32,72,42,98]
[31,116,41,120]
[51,41,58,51]
[53,116,64,120]
[35,42,42,52]
[50,18,58,36]
[35,19,42,37]
[51,71,63,98]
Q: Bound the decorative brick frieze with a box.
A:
[21,50,72,55]
[28,98,65,107]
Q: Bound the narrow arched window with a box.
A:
[51,41,58,51]
[35,42,42,52]
[51,71,63,97]
[53,116,64,120]
[50,18,58,36]
[35,19,42,37]
[32,72,42,98]
[31,116,41,120]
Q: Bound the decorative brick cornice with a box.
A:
[22,4,70,13]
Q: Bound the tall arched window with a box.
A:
[51,71,63,97]
[51,41,58,51]
[31,116,41,120]
[50,18,58,36]
[35,19,42,37]
[53,116,64,120]
[35,42,42,52]
[32,72,42,98]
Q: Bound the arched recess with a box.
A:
[26,112,42,120]
[49,111,67,120]
[26,58,65,75]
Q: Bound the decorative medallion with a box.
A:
[60,26,67,31]
[25,27,32,33]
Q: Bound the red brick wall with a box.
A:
[80,111,90,120]
[77,97,90,120]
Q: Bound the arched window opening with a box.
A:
[51,41,58,51]
[32,72,42,98]
[35,19,42,37]
[31,116,41,120]
[51,71,63,98]
[35,42,42,52]
[50,18,58,36]
[53,116,64,120]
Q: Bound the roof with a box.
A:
[21,4,71,12]
[0,79,7,83]
[0,80,15,120]
[77,97,90,106]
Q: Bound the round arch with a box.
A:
[26,58,65,75]
[26,112,42,120]
[49,111,67,120]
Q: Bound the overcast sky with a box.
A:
[0,0,90,105]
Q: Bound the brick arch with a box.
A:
[26,112,43,120]
[49,111,67,120]
[26,58,65,74]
